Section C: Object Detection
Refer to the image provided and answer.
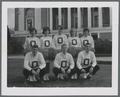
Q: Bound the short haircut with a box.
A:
[28,27,37,34]
[84,43,91,49]
[83,28,89,33]
[42,26,50,34]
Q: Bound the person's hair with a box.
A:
[83,43,91,50]
[28,27,37,34]
[42,26,50,34]
[69,29,74,36]
[83,28,89,33]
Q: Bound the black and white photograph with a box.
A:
[1,1,118,96]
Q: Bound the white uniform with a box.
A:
[77,50,97,69]
[40,36,55,49]
[24,51,46,81]
[68,37,81,48]
[80,35,94,48]
[54,52,75,70]
[24,36,41,50]
[53,34,68,50]
[24,51,46,71]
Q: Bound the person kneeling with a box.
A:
[23,45,46,83]
[53,44,75,80]
[77,43,100,79]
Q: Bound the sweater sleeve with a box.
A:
[51,38,56,49]
[39,53,46,69]
[54,54,61,68]
[69,54,75,69]
[78,38,82,47]
[64,35,69,47]
[40,37,43,48]
[91,52,97,67]
[24,53,32,71]
[77,52,83,69]
[23,38,29,50]
[91,36,95,48]
[37,38,41,48]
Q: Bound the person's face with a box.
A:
[32,47,38,55]
[83,30,89,37]
[30,30,36,36]
[44,30,49,36]
[71,29,77,37]
[70,30,74,37]
[58,27,62,34]
[85,46,90,53]
[62,45,68,53]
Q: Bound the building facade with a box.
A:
[8,7,112,40]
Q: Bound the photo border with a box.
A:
[0,0,120,96]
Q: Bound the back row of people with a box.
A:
[23,26,95,58]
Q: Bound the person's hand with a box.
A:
[61,68,65,73]
[67,68,71,73]
[89,67,94,74]
[81,68,86,73]
[36,68,40,75]
[31,69,37,75]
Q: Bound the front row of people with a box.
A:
[23,43,99,83]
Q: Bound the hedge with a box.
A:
[8,37,24,55]
[95,38,112,56]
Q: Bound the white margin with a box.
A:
[1,1,119,96]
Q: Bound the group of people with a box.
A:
[23,25,100,83]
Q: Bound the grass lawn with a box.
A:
[7,58,112,87]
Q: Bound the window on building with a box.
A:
[81,8,88,28]
[91,33,98,40]
[71,8,78,29]
[91,8,98,27]
[24,8,35,30]
[102,7,110,27]
[52,8,58,30]
[8,8,15,30]
[61,8,68,29]
[41,8,50,28]
[15,8,19,31]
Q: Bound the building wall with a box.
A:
[8,7,112,40]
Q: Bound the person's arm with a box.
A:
[40,37,43,48]
[24,54,32,71]
[53,36,57,49]
[77,52,83,70]
[78,38,82,48]
[80,37,84,49]
[37,37,41,48]
[23,38,29,50]
[64,35,69,47]
[69,54,75,69]
[51,38,56,49]
[68,38,71,48]
[54,54,61,68]
[91,52,97,67]
[39,53,46,69]
[91,36,95,48]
